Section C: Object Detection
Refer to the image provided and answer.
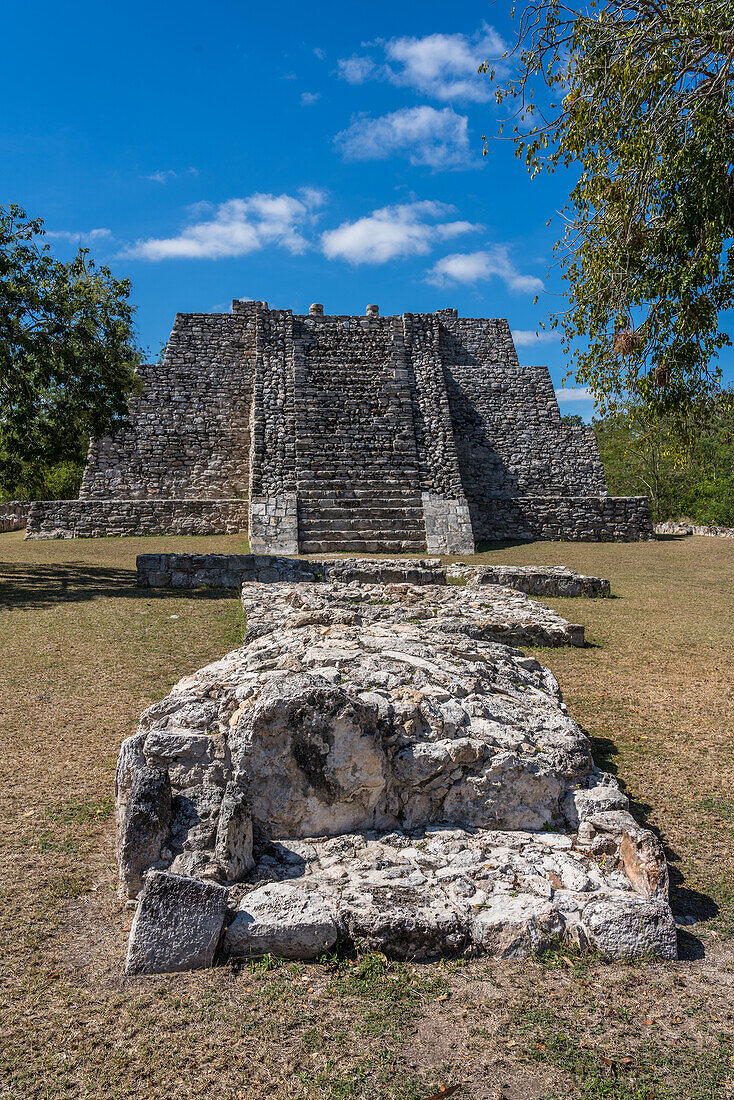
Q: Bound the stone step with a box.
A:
[297,488,422,500]
[298,506,424,521]
[299,539,427,554]
[297,517,424,534]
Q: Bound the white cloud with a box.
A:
[321,200,479,265]
[45,228,113,245]
[142,167,199,184]
[124,189,327,261]
[427,247,544,295]
[337,27,506,103]
[334,105,474,170]
[555,386,596,404]
[301,91,321,105]
[512,329,561,347]
[313,47,326,60]
[338,55,376,84]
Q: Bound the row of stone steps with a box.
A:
[297,482,426,553]
[300,538,427,554]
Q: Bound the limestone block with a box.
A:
[225,882,338,959]
[117,766,171,899]
[125,872,228,974]
[471,895,566,958]
[581,896,677,959]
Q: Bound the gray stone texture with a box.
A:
[115,575,676,968]
[135,553,446,589]
[125,871,228,974]
[0,501,30,532]
[25,301,653,546]
[655,521,734,538]
[447,563,611,598]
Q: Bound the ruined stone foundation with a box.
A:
[117,563,676,972]
[26,300,653,549]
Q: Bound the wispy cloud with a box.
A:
[427,247,544,295]
[300,91,321,106]
[124,189,327,261]
[45,228,113,245]
[338,55,377,84]
[555,386,596,404]
[321,200,479,265]
[141,167,199,184]
[334,105,475,170]
[313,46,326,60]
[512,329,561,347]
[337,26,506,103]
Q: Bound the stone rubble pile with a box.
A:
[655,521,734,539]
[447,563,611,598]
[118,576,676,974]
[240,581,586,648]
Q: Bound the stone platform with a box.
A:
[117,572,675,972]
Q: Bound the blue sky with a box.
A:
[4,0,732,421]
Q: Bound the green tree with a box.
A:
[482,1,734,435]
[594,390,734,522]
[0,204,141,497]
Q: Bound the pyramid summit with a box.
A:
[26,300,653,547]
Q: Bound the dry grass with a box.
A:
[0,531,733,1099]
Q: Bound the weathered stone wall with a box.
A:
[473,495,653,542]
[136,553,445,588]
[439,316,610,539]
[655,521,734,538]
[0,501,30,532]
[26,499,249,539]
[80,309,256,500]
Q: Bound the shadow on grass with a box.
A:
[588,732,718,957]
[473,538,536,553]
[0,562,237,610]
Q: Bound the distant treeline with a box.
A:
[566,390,734,526]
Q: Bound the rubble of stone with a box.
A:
[136,553,445,590]
[0,501,30,533]
[655,521,734,539]
[447,563,611,598]
[117,574,676,972]
[240,581,585,648]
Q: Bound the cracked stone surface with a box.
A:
[446,564,611,598]
[117,578,676,969]
[240,581,586,648]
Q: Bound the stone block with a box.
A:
[125,872,228,974]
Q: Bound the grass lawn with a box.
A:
[0,531,733,1099]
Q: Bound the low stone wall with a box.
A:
[0,501,30,532]
[471,495,654,542]
[136,553,446,589]
[447,563,611,598]
[25,500,249,540]
[655,521,734,538]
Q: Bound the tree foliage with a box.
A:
[482,1,734,434]
[0,204,141,496]
[594,390,734,522]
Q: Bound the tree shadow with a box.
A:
[0,562,237,611]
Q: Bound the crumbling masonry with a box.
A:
[26,301,653,549]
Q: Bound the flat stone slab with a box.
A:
[125,871,228,974]
[240,581,585,647]
[224,817,675,961]
[447,564,611,598]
